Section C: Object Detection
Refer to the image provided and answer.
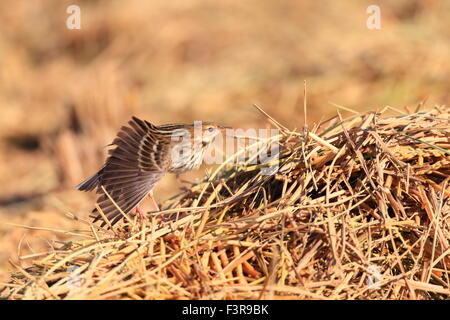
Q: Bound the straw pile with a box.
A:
[2,106,449,300]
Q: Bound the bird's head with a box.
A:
[199,122,231,144]
[159,121,231,150]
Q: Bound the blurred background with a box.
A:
[0,0,449,281]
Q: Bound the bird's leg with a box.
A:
[135,205,147,224]
[148,190,168,222]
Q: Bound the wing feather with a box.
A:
[90,117,170,226]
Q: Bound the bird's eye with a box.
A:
[207,126,214,132]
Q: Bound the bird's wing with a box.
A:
[75,170,102,192]
[92,117,170,226]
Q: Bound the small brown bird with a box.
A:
[76,116,228,226]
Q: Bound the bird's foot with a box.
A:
[135,205,147,225]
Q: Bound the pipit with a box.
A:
[76,116,228,226]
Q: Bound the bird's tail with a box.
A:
[75,171,101,191]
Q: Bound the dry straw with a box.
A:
[2,106,449,300]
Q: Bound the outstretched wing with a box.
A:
[92,116,170,226]
[75,170,102,192]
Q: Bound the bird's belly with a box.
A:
[169,145,204,173]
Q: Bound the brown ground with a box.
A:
[0,0,449,287]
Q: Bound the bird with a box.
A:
[76,116,229,227]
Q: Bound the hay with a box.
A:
[2,106,450,300]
